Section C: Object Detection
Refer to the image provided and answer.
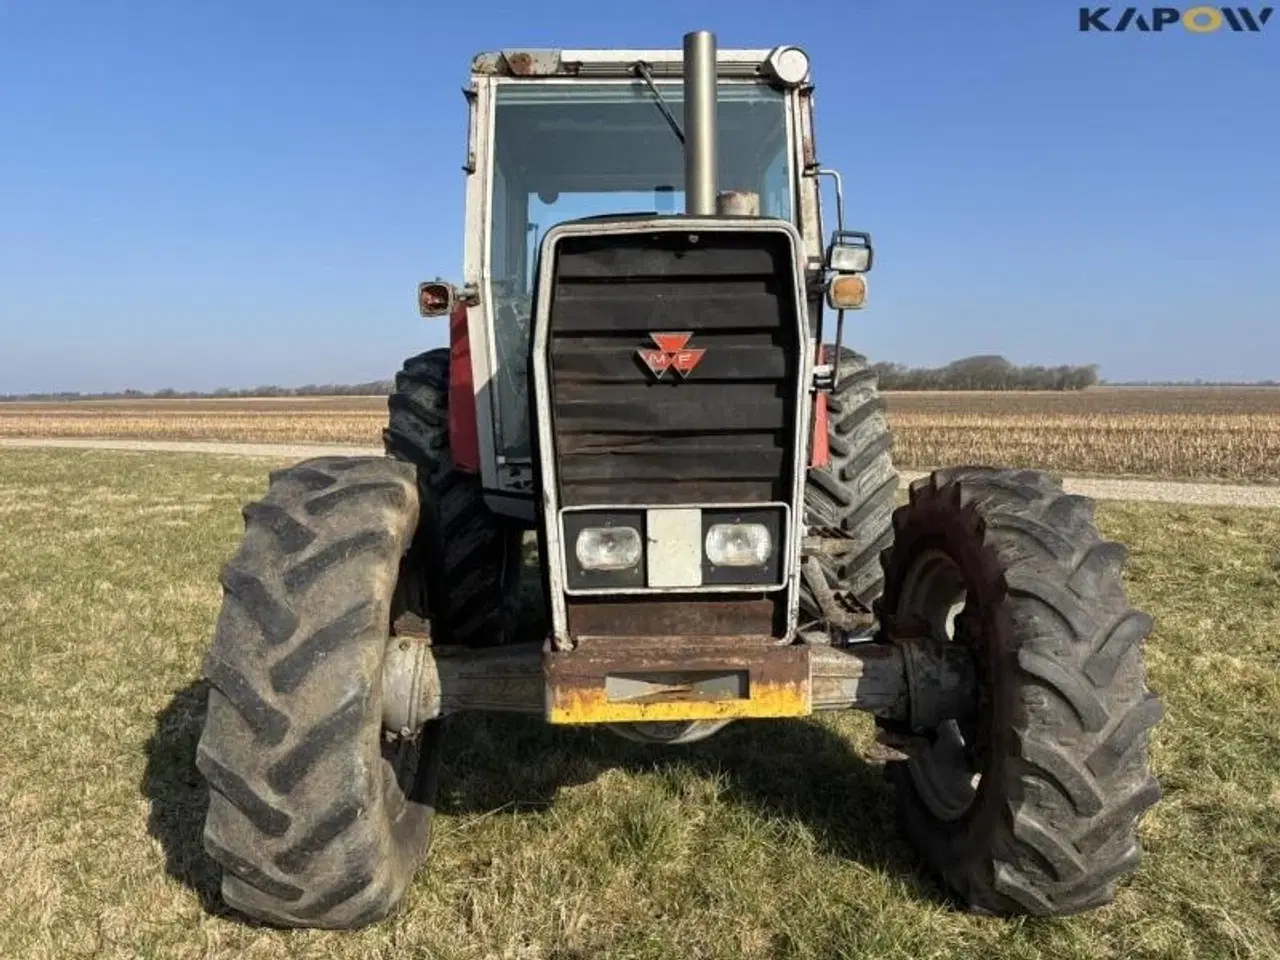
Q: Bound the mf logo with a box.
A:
[1079,6,1274,30]
[637,332,705,380]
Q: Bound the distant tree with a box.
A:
[832,351,1102,391]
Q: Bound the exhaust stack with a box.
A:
[682,30,717,216]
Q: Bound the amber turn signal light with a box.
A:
[826,274,868,311]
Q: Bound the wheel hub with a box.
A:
[895,549,986,822]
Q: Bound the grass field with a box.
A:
[1,448,1278,959]
[3,386,1279,483]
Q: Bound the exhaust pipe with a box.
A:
[682,30,717,216]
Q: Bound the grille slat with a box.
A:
[559,448,786,484]
[554,342,786,383]
[548,230,800,508]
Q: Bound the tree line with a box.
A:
[6,355,1276,402]
[867,355,1100,391]
[1,380,396,402]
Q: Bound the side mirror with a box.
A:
[418,280,457,318]
[825,230,873,274]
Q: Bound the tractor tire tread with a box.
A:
[383,348,522,647]
[802,347,899,623]
[197,456,439,929]
[880,467,1162,917]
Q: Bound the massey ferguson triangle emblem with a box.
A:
[637,332,705,379]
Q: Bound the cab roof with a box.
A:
[471,47,798,81]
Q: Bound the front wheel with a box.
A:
[196,456,444,928]
[877,467,1163,916]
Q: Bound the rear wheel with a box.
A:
[197,456,443,928]
[877,467,1163,916]
[801,348,899,635]
[384,348,524,647]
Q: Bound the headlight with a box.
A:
[575,526,642,571]
[705,523,772,567]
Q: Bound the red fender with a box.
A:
[810,390,830,468]
[448,300,481,474]
[809,342,831,469]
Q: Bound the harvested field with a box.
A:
[885,388,1280,484]
[2,386,1279,483]
[1,448,1278,959]
[0,396,387,445]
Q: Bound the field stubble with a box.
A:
[0,448,1277,959]
[1,387,1279,482]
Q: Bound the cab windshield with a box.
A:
[487,80,793,458]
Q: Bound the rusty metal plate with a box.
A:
[565,597,779,640]
[544,639,811,724]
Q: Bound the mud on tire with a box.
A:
[384,348,523,647]
[196,456,443,929]
[802,347,899,631]
[877,467,1163,916]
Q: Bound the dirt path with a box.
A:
[5,436,1279,509]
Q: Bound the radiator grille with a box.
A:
[546,229,802,508]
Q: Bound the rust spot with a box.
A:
[800,91,818,168]
[716,190,761,217]
[505,51,536,76]
[566,597,778,639]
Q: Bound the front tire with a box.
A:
[878,467,1163,916]
[196,456,443,929]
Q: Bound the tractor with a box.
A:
[194,32,1164,929]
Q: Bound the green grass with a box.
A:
[0,450,1277,960]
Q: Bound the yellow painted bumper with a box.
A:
[544,640,812,725]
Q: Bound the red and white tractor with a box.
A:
[195,32,1163,929]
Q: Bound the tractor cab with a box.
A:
[436,38,871,494]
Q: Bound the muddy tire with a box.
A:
[877,467,1163,916]
[802,348,899,632]
[196,456,443,929]
[384,348,523,647]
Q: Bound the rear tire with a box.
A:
[802,348,899,632]
[384,348,524,647]
[877,467,1163,916]
[197,456,443,929]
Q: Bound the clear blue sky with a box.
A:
[1,1,1276,392]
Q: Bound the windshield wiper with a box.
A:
[632,61,685,144]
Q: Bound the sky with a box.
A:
[0,1,1276,393]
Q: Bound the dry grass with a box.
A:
[4,387,1280,483]
[1,449,1278,959]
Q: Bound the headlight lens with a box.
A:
[705,523,772,567]
[575,526,642,571]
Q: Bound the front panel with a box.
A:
[530,218,813,648]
